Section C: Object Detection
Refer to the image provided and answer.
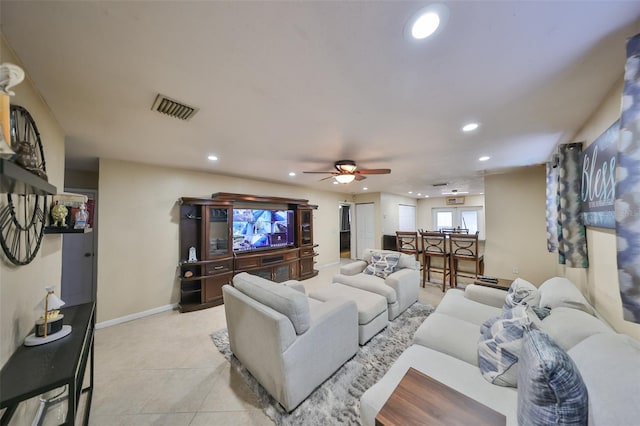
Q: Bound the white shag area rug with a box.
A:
[211,302,434,425]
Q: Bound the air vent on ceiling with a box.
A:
[432,182,448,187]
[151,94,199,121]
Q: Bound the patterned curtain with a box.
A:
[616,33,640,323]
[545,161,559,252]
[556,143,589,268]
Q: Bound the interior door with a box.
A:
[61,189,97,306]
[355,203,375,259]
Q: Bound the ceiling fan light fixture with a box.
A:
[335,174,356,184]
[405,3,449,41]
[335,160,357,173]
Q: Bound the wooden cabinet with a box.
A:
[297,207,319,279]
[178,198,232,312]
[178,193,318,312]
[234,247,299,282]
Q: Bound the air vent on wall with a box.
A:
[151,94,199,121]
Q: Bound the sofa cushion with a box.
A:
[364,252,400,279]
[503,278,540,310]
[568,333,640,426]
[540,306,612,351]
[436,289,502,325]
[332,272,397,303]
[233,272,311,335]
[537,277,595,315]
[478,306,541,387]
[517,330,588,426]
[413,312,482,366]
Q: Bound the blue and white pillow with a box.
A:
[363,253,400,279]
[517,330,588,425]
[478,305,541,387]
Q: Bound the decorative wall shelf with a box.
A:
[0,159,56,195]
[44,227,93,234]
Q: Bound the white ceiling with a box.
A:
[2,1,640,198]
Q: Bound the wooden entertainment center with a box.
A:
[178,193,318,312]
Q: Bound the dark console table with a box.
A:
[0,302,95,425]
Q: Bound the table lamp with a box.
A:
[24,287,72,346]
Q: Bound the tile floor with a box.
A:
[87,261,448,426]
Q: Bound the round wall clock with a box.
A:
[0,105,48,265]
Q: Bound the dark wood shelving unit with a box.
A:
[0,158,56,195]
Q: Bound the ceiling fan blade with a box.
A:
[357,168,391,175]
[355,174,367,181]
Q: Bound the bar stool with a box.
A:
[420,231,450,291]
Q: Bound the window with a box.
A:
[432,207,484,239]
[398,205,416,231]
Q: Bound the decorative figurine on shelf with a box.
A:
[74,203,88,229]
[0,63,24,159]
[24,286,72,346]
[188,246,197,262]
[51,201,68,227]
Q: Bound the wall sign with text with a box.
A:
[580,119,619,229]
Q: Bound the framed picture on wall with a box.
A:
[579,119,618,229]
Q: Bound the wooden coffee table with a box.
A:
[375,368,506,426]
[473,277,512,290]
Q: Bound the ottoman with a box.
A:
[310,283,388,345]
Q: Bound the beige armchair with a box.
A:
[222,273,358,412]
[333,249,420,320]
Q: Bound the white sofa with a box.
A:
[222,273,359,412]
[360,277,640,425]
[333,249,420,320]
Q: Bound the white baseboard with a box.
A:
[95,303,177,329]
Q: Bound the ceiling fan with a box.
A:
[303,160,391,184]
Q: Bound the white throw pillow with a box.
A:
[503,277,540,310]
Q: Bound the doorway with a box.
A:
[61,188,98,306]
[339,203,355,259]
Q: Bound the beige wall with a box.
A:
[65,168,99,189]
[0,38,65,365]
[97,159,346,322]
[0,37,66,421]
[484,166,558,284]
[565,78,640,339]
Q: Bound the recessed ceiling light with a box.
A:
[479,156,490,161]
[288,172,296,177]
[417,193,422,196]
[406,4,449,41]
[462,123,479,132]
[363,187,368,190]
[408,191,413,194]
[425,195,430,198]
[207,155,218,161]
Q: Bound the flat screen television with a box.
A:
[232,209,295,252]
